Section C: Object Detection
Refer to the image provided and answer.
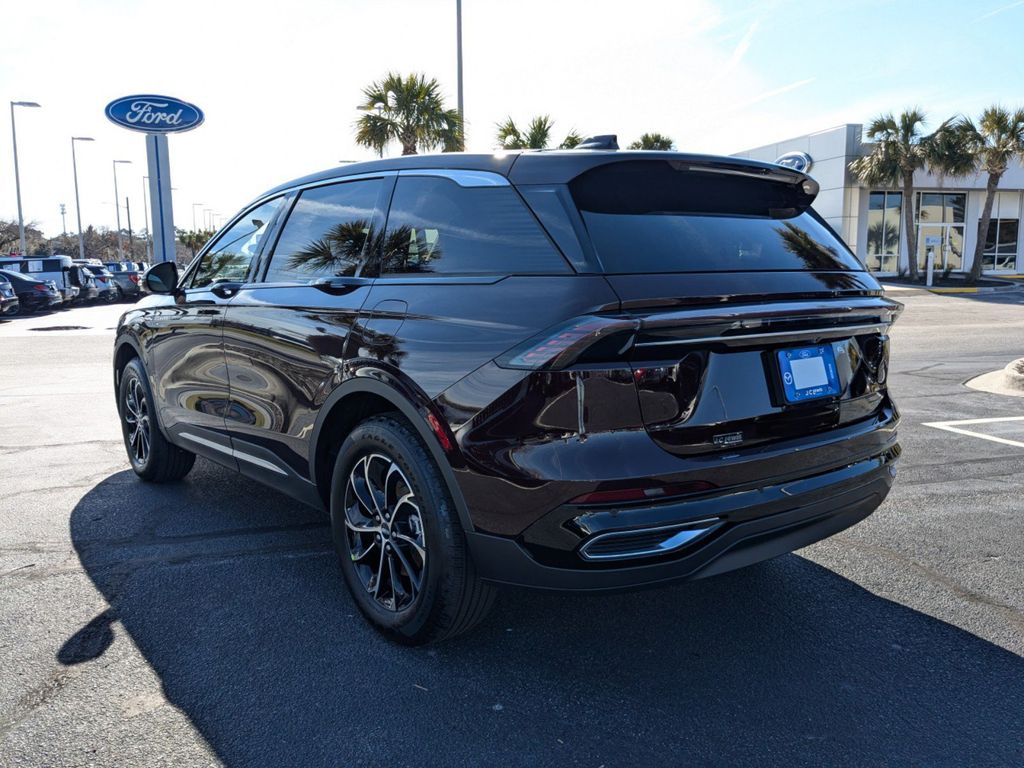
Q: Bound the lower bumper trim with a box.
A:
[466,464,891,592]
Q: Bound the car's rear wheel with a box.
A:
[119,357,195,482]
[330,414,495,645]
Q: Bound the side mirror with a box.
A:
[145,261,179,294]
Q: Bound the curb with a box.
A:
[880,281,1023,296]
[1006,358,1024,390]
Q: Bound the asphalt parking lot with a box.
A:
[1,292,1023,767]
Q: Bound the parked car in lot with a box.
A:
[114,150,902,644]
[67,265,99,303]
[0,269,62,314]
[0,273,20,316]
[74,261,118,303]
[0,254,78,303]
[103,261,142,300]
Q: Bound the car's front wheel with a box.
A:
[330,415,495,645]
[118,358,196,482]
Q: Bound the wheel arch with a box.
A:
[112,335,144,406]
[310,376,474,533]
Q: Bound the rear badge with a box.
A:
[713,431,744,447]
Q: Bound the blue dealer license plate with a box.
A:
[777,345,840,403]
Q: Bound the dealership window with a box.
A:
[982,219,1019,272]
[915,192,967,272]
[866,191,901,273]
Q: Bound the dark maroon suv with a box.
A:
[114,149,901,643]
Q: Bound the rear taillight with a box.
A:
[98,276,108,283]
[33,284,47,292]
[495,315,638,370]
[129,274,140,284]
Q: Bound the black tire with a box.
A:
[330,414,495,645]
[118,357,195,482]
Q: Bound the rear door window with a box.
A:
[375,176,569,276]
[570,160,863,274]
[264,178,384,283]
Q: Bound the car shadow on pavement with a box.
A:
[67,465,1024,767]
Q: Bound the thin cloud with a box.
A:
[976,0,1024,20]
[722,21,760,76]
[738,78,816,108]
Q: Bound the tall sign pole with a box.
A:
[146,133,176,263]
[104,94,204,263]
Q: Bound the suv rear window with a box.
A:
[569,160,863,274]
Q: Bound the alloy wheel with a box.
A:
[122,377,151,466]
[344,452,427,612]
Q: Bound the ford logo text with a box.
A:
[104,95,204,134]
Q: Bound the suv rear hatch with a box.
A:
[511,156,901,458]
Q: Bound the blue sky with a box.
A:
[1,0,1022,238]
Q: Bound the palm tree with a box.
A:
[849,111,967,281]
[957,107,1024,282]
[354,73,463,156]
[495,115,582,150]
[177,228,215,258]
[629,133,675,150]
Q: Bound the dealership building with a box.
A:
[734,124,1024,276]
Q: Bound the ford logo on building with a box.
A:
[774,151,813,174]
[104,95,204,134]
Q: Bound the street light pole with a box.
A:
[192,202,203,231]
[112,159,131,259]
[10,101,41,256]
[456,0,464,122]
[71,136,94,261]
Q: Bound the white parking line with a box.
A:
[922,416,1024,449]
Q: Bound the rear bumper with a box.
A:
[466,449,895,592]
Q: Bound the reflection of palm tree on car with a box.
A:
[287,219,372,277]
[775,222,860,289]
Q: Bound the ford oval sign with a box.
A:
[104,95,204,134]
[775,151,813,174]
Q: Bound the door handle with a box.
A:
[210,281,243,299]
[312,276,372,295]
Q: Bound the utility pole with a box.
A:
[126,196,133,258]
[60,203,67,236]
[112,159,132,259]
[71,137,94,261]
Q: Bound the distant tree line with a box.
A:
[0,220,152,262]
